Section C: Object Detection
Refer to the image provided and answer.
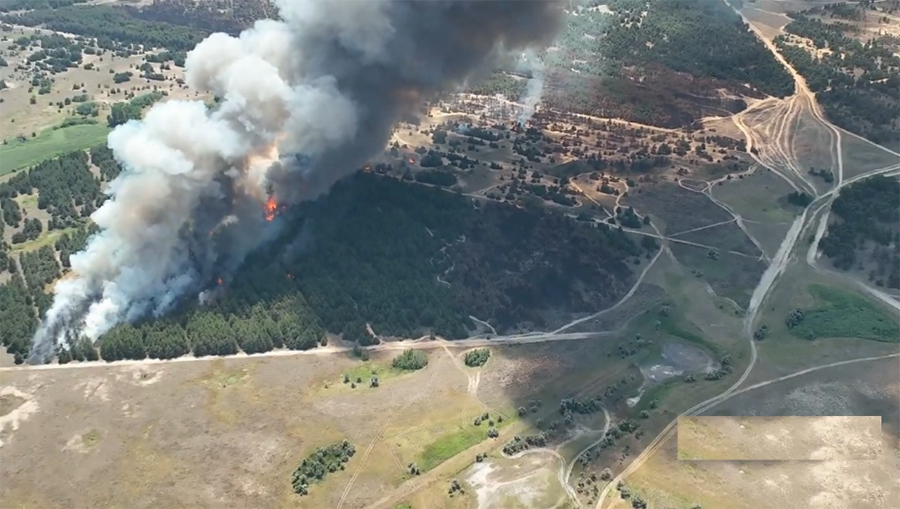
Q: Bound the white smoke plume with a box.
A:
[28,0,565,363]
[517,49,545,125]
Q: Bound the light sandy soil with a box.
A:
[467,453,565,509]
[678,415,884,460]
[0,350,479,509]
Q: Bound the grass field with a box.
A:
[623,181,732,235]
[792,107,838,193]
[789,284,899,343]
[674,221,762,257]
[418,426,489,472]
[669,243,766,309]
[0,123,110,176]
[840,129,900,180]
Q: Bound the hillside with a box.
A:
[471,0,794,128]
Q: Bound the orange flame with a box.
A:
[265,195,278,221]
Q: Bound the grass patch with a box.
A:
[0,394,26,417]
[13,193,38,208]
[418,427,486,472]
[417,413,512,472]
[82,429,101,447]
[789,285,899,342]
[0,123,111,176]
[10,226,79,254]
[342,361,405,384]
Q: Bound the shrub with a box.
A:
[392,349,428,371]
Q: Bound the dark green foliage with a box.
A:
[787,191,813,207]
[291,440,356,496]
[2,5,209,52]
[809,167,835,184]
[559,396,603,416]
[142,321,189,359]
[107,92,163,127]
[19,246,60,315]
[185,311,238,357]
[788,285,899,342]
[55,224,96,268]
[753,323,770,341]
[616,207,642,229]
[99,324,146,361]
[392,349,428,371]
[90,144,122,181]
[273,174,472,343]
[602,0,793,96]
[75,101,100,117]
[466,72,527,98]
[0,150,100,230]
[502,433,548,455]
[0,275,36,358]
[1,198,22,227]
[464,348,490,367]
[11,217,43,244]
[785,308,804,329]
[414,169,457,187]
[821,176,899,287]
[232,315,274,354]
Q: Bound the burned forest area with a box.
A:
[2,169,650,363]
[226,172,647,344]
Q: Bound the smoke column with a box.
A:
[27,0,565,363]
[516,49,545,125]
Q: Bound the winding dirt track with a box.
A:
[594,3,900,507]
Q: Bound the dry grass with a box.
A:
[623,181,733,236]
[0,338,644,509]
[710,169,797,257]
[840,131,900,180]
[678,416,883,461]
[622,357,900,509]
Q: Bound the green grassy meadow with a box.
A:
[1,123,110,176]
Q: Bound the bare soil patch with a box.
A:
[678,415,883,460]
[640,341,717,384]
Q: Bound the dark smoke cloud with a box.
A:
[29,0,565,363]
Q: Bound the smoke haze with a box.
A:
[28,0,565,363]
[517,49,545,125]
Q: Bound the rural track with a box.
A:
[594,4,900,507]
[562,405,611,508]
[504,447,576,506]
[594,352,900,508]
